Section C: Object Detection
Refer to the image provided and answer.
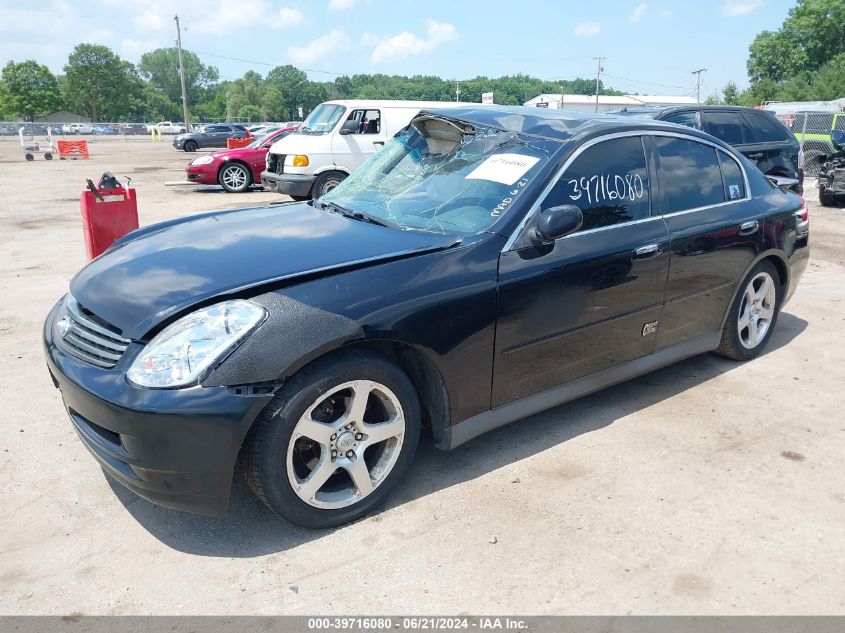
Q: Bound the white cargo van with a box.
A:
[261,100,463,199]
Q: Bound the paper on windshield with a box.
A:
[465,154,541,185]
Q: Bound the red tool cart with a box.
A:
[80,173,139,259]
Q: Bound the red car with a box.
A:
[185,126,298,193]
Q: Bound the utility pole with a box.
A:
[692,68,707,104]
[593,57,605,113]
[175,15,190,129]
[455,80,461,102]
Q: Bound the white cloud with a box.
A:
[272,7,305,29]
[131,1,267,35]
[722,0,763,16]
[368,19,457,64]
[329,0,357,9]
[629,3,647,22]
[288,29,351,64]
[573,21,601,37]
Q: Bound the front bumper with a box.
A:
[43,300,273,516]
[172,138,186,149]
[186,164,216,184]
[260,170,315,198]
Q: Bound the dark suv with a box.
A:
[615,105,802,194]
[172,124,250,152]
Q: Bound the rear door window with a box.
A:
[701,111,747,145]
[542,136,650,232]
[655,136,725,213]
[744,112,790,142]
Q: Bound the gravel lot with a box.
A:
[0,136,843,616]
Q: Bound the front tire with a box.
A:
[243,350,421,528]
[715,260,782,361]
[313,171,346,199]
[219,162,251,192]
[184,140,198,152]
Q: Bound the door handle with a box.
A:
[739,220,758,235]
[634,244,661,259]
[748,152,764,160]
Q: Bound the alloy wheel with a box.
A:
[286,380,405,509]
[738,271,776,349]
[221,164,249,191]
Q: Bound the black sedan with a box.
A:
[44,106,809,528]
[172,123,249,152]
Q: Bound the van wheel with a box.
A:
[715,260,782,361]
[243,350,421,528]
[313,171,346,199]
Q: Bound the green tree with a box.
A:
[704,94,721,105]
[63,44,142,120]
[722,81,741,105]
[747,0,845,82]
[138,48,219,111]
[237,105,262,122]
[0,60,61,121]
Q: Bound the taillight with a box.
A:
[799,196,809,222]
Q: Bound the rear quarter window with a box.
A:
[701,111,746,145]
[718,151,746,201]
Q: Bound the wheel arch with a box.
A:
[719,249,790,330]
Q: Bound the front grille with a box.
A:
[272,154,285,175]
[60,297,131,369]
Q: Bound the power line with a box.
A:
[601,72,686,91]
[192,50,350,76]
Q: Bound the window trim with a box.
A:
[502,130,751,252]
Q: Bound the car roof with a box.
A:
[617,104,779,116]
[416,104,733,146]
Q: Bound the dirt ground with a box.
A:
[0,136,843,616]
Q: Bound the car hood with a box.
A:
[70,202,459,339]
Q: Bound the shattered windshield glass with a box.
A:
[320,117,559,235]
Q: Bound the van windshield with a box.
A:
[319,117,559,236]
[300,104,346,134]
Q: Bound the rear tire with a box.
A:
[184,140,198,152]
[313,171,346,199]
[218,162,251,193]
[243,350,421,528]
[715,260,782,361]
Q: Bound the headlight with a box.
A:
[127,299,266,388]
[285,154,309,167]
[192,155,214,165]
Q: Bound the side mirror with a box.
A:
[534,205,583,242]
[339,120,359,135]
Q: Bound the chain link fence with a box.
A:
[774,111,845,177]
[0,121,301,141]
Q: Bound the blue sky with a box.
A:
[1,0,795,97]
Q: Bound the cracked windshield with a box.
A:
[320,117,559,235]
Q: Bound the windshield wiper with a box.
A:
[317,200,394,228]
